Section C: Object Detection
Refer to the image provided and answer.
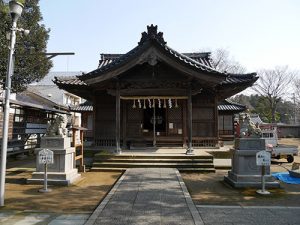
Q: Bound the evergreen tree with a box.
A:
[0,0,52,92]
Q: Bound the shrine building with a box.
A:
[54,25,257,152]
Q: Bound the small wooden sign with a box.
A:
[39,149,54,164]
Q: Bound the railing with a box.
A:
[94,137,218,148]
[94,139,116,147]
[219,130,233,135]
[192,137,218,147]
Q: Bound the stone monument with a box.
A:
[224,113,279,188]
[27,115,81,185]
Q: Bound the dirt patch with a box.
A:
[184,139,300,206]
[278,138,300,146]
[2,170,121,213]
[182,167,300,207]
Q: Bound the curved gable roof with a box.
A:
[79,25,228,85]
[54,25,258,99]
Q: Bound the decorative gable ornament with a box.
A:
[138,24,167,45]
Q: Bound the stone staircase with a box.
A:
[91,154,215,173]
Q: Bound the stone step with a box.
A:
[90,167,215,173]
[92,152,215,173]
[94,154,213,160]
[95,158,213,163]
[92,162,215,168]
[178,168,216,172]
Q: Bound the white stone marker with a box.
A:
[256,150,271,195]
[38,149,54,193]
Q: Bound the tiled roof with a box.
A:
[70,101,93,112]
[98,54,123,68]
[221,73,258,85]
[70,105,93,112]
[53,76,87,86]
[97,52,215,73]
[218,99,246,112]
[54,50,220,86]
[79,25,222,81]
[0,96,68,114]
[31,71,82,85]
[250,114,263,124]
[54,25,258,89]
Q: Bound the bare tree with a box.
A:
[252,66,296,123]
[294,79,300,103]
[293,79,300,123]
[211,48,246,74]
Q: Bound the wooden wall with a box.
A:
[93,92,218,147]
[192,94,217,137]
[94,93,117,146]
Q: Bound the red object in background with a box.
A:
[234,121,240,137]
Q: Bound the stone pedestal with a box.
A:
[27,137,81,186]
[224,138,279,188]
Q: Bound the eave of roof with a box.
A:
[0,97,69,114]
[218,99,246,112]
[70,105,93,112]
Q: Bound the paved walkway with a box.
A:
[196,205,300,225]
[0,212,89,225]
[85,168,203,225]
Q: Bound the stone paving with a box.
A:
[196,206,300,225]
[85,168,202,225]
[0,212,89,225]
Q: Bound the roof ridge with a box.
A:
[99,52,212,61]
[164,44,220,73]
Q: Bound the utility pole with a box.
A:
[1,0,25,207]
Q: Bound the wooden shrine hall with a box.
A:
[54,25,258,153]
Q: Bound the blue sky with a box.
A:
[39,0,300,73]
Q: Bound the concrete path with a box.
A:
[85,168,203,225]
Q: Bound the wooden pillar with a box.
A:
[116,82,121,153]
[186,84,194,154]
[153,105,156,147]
[182,100,187,147]
[214,95,219,147]
[92,94,96,146]
[122,101,127,149]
